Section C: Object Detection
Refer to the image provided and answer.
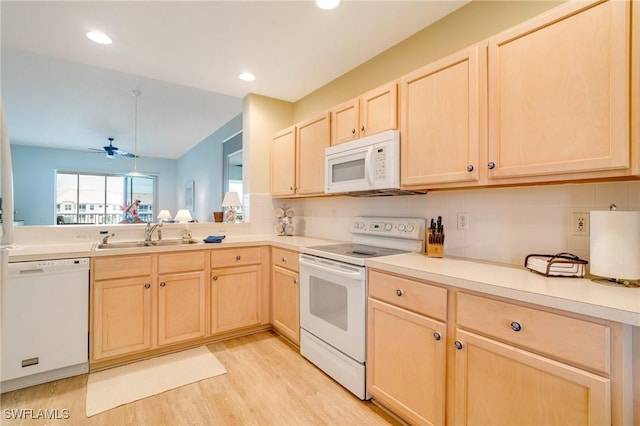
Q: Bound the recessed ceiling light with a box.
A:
[239,72,256,82]
[86,31,112,45]
[316,0,340,10]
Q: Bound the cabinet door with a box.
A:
[296,113,330,195]
[331,98,359,145]
[401,45,483,188]
[367,298,447,426]
[488,0,630,180]
[92,276,153,361]
[211,265,261,334]
[271,126,297,196]
[453,329,610,426]
[272,266,299,345]
[157,271,207,346]
[360,81,397,138]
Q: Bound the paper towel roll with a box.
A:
[590,210,640,280]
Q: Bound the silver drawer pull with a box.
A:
[144,283,151,289]
[160,281,166,287]
[510,321,522,332]
[282,257,287,262]
[236,255,241,261]
[396,289,404,297]
[454,341,463,350]
[213,276,218,281]
[433,332,441,341]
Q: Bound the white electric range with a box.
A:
[299,216,425,400]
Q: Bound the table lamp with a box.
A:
[174,209,193,223]
[157,210,172,223]
[222,192,241,223]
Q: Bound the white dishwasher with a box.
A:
[1,258,89,392]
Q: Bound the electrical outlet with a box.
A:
[457,212,469,231]
[572,212,589,236]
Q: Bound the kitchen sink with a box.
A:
[95,239,201,250]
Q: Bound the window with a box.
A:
[56,172,156,225]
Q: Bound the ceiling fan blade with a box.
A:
[114,150,138,158]
[88,148,104,153]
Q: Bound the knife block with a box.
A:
[426,231,445,258]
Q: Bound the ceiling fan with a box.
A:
[89,137,138,158]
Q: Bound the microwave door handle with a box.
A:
[365,146,375,186]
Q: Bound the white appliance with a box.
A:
[1,258,90,393]
[325,130,402,195]
[299,217,425,400]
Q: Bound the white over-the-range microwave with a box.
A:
[325,130,416,196]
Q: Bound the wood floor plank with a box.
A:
[1,331,401,425]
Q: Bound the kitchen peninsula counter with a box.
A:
[5,234,342,262]
[366,253,640,327]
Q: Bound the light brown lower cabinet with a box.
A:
[452,329,610,426]
[367,269,633,426]
[271,247,300,345]
[367,298,446,426]
[210,247,267,335]
[91,251,208,364]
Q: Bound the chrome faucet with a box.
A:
[145,222,163,241]
[102,232,115,244]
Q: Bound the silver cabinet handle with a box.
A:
[454,341,463,350]
[488,161,496,170]
[293,278,298,284]
[160,281,166,287]
[396,289,403,297]
[236,255,241,261]
[213,276,218,281]
[467,164,474,172]
[433,332,441,341]
[360,125,365,132]
[144,283,151,289]
[281,257,287,262]
[351,128,356,134]
[510,321,522,332]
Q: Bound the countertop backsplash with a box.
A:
[287,181,640,268]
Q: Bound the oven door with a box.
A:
[299,254,367,362]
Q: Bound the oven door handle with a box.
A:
[299,256,364,279]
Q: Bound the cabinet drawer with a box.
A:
[272,247,299,272]
[211,247,262,267]
[368,270,447,321]
[158,251,205,274]
[456,292,611,374]
[93,255,152,280]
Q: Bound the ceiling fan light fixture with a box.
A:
[238,72,256,82]
[86,31,112,45]
[316,0,340,10]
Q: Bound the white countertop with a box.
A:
[4,234,342,262]
[7,236,639,327]
[366,254,640,327]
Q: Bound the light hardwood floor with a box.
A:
[1,331,402,425]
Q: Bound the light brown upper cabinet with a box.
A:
[271,126,297,197]
[330,81,397,145]
[271,113,330,198]
[400,44,486,189]
[487,0,633,182]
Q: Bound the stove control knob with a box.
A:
[397,224,406,232]
[384,223,392,231]
[407,224,415,232]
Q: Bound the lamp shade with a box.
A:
[221,191,241,208]
[157,210,172,221]
[174,209,193,223]
[590,210,640,280]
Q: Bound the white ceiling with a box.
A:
[0,1,467,159]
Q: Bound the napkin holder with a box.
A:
[524,253,587,278]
